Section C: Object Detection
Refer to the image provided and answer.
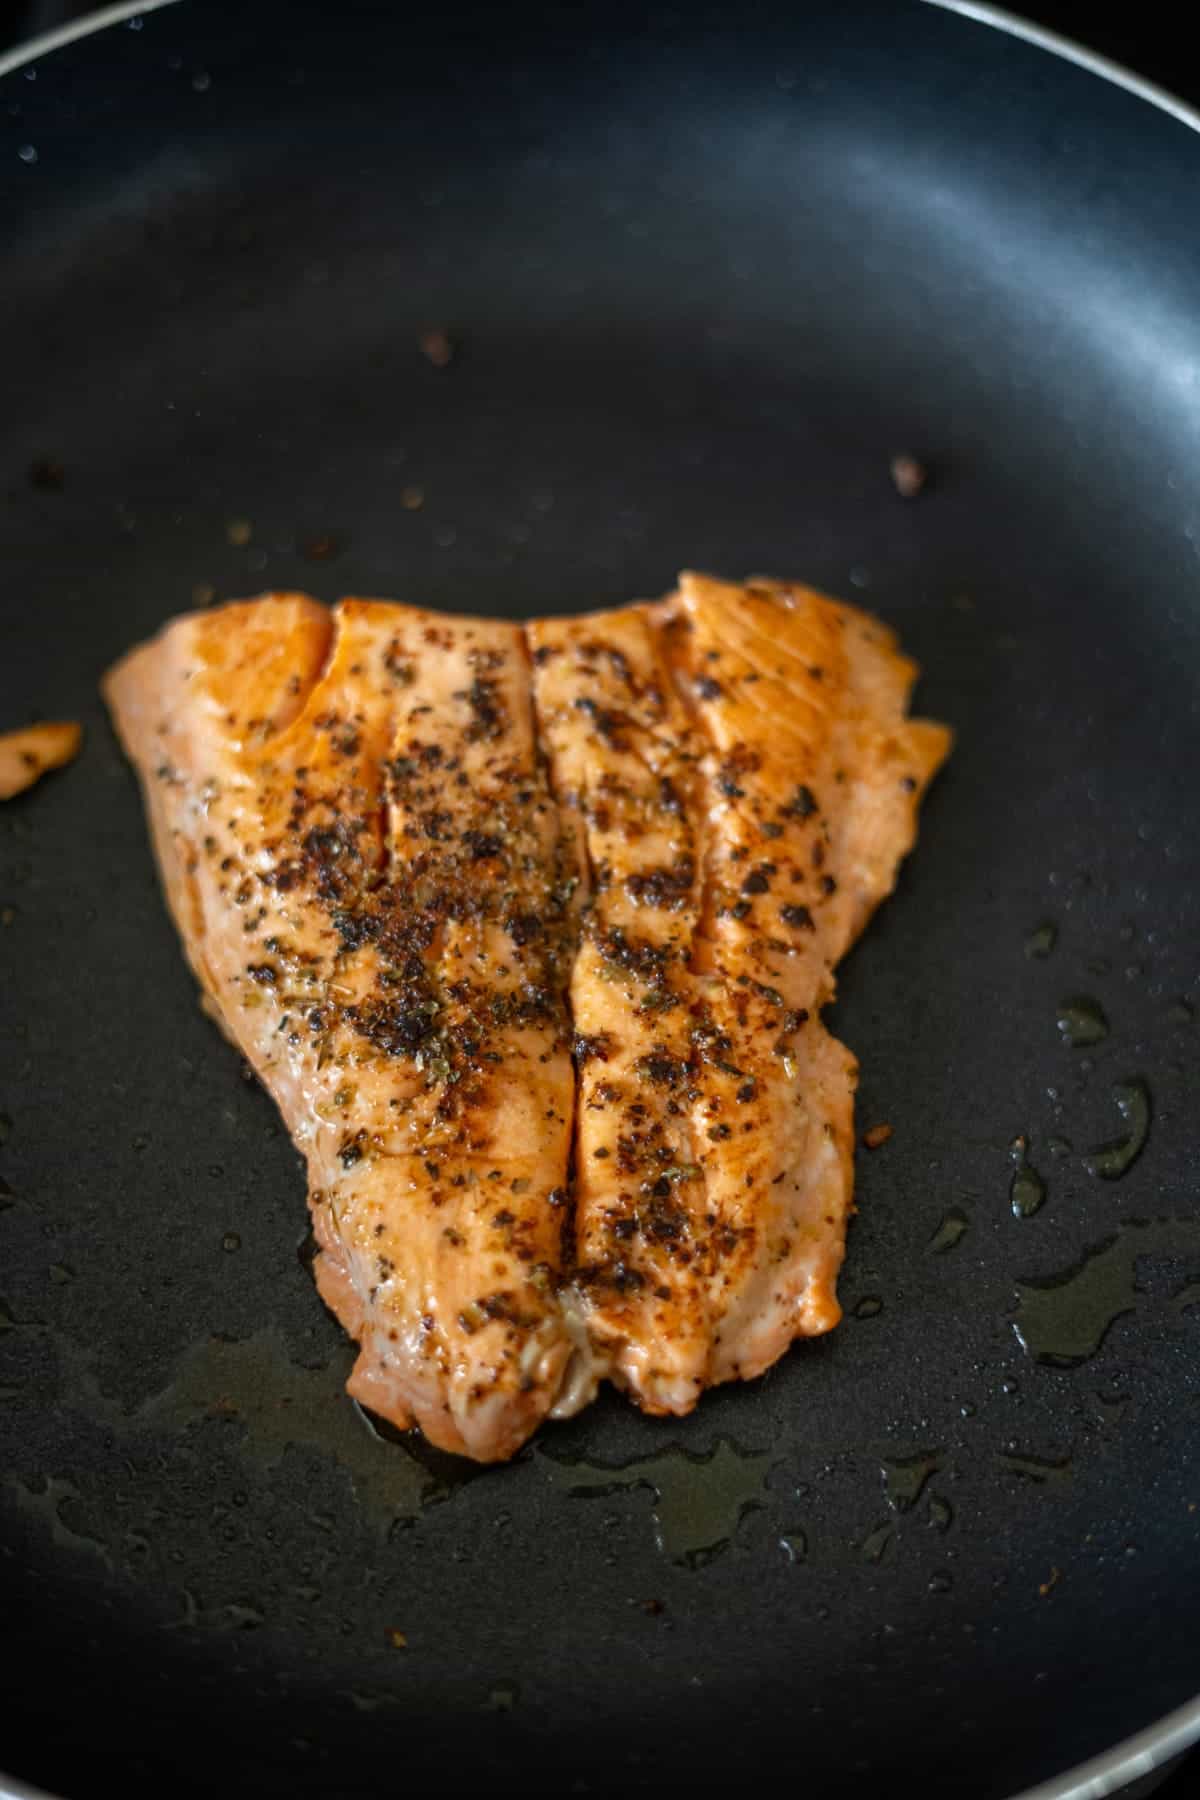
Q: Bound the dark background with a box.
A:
[2,3,1197,1797]
[1,0,1194,94]
[0,0,1189,91]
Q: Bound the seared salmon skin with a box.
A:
[105,575,950,1460]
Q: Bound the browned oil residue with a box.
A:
[1009,1137,1046,1219]
[1083,1080,1151,1180]
[536,1438,774,1566]
[1013,1218,1200,1365]
[929,1208,969,1253]
[137,1329,454,1529]
[881,1448,944,1512]
[997,1449,1073,1485]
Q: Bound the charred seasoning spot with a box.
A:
[635,1051,689,1088]
[740,863,776,896]
[459,672,506,742]
[626,858,695,911]
[781,784,817,820]
[573,695,632,749]
[339,1132,366,1169]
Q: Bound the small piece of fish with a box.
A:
[0,721,81,800]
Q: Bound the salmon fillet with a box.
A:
[105,596,590,1461]
[528,573,951,1413]
[105,574,950,1460]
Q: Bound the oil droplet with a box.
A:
[486,1681,519,1713]
[48,1263,74,1284]
[881,1449,944,1512]
[537,1437,773,1567]
[1056,996,1109,1048]
[853,1295,883,1318]
[1025,922,1057,959]
[131,1133,150,1153]
[928,1494,953,1532]
[0,1295,19,1333]
[928,1208,969,1253]
[343,1690,395,1715]
[1009,1138,1046,1218]
[137,1328,450,1530]
[1082,1079,1151,1179]
[1169,998,1193,1025]
[7,1476,113,1569]
[959,1401,977,1418]
[1047,1136,1073,1158]
[779,1531,808,1563]
[997,1448,1072,1485]
[1013,1217,1200,1364]
[222,1232,241,1253]
[1001,1377,1020,1394]
[860,1522,893,1564]
[928,1571,953,1594]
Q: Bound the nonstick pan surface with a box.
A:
[3,3,1200,1795]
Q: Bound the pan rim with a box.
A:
[0,2,1197,1799]
[0,0,179,81]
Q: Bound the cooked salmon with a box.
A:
[105,597,590,1461]
[0,721,81,800]
[105,575,949,1460]
[529,573,950,1413]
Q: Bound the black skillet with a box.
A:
[4,2,1200,1795]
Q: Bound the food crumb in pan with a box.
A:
[226,518,253,547]
[300,533,344,563]
[385,1628,408,1649]
[27,456,64,491]
[1038,1566,1061,1597]
[860,1522,893,1564]
[862,1122,893,1150]
[889,453,927,498]
[1024,921,1057,959]
[928,1208,969,1254]
[400,485,426,511]
[418,328,455,367]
